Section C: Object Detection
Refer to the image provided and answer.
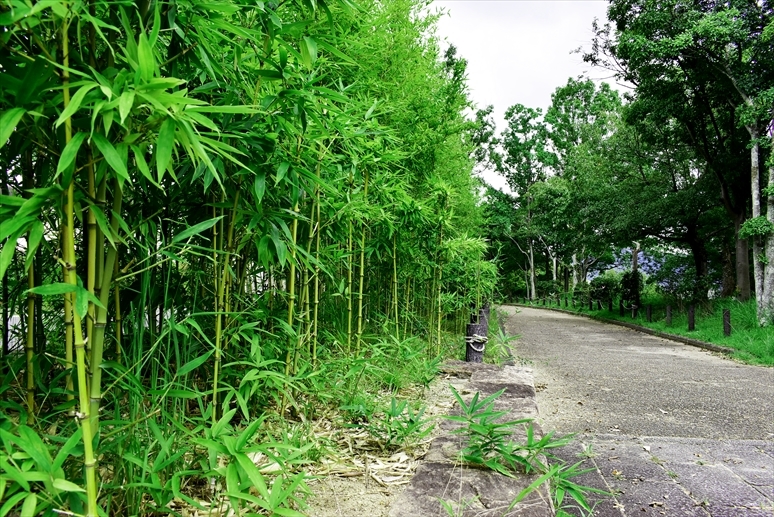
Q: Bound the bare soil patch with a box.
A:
[305,374,457,517]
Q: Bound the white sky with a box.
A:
[430,0,621,190]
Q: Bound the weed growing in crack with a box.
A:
[444,386,611,516]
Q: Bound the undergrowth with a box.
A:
[0,330,451,516]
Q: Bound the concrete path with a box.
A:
[501,306,774,517]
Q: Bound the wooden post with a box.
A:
[666,305,672,326]
[608,298,612,312]
[480,304,490,335]
[646,305,652,323]
[542,298,546,306]
[688,305,695,331]
[723,309,731,337]
[597,300,602,311]
[632,304,638,319]
[465,322,486,363]
[619,300,624,316]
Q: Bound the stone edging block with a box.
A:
[388,361,553,517]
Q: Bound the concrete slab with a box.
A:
[389,462,551,517]
[389,361,554,517]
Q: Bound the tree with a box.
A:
[586,0,774,322]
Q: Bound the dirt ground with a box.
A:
[304,373,457,517]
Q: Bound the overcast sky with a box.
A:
[429,0,620,190]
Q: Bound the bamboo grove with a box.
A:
[0,0,497,514]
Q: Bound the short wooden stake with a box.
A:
[723,309,731,337]
[666,305,672,326]
[646,305,652,323]
[465,323,486,363]
[688,305,695,331]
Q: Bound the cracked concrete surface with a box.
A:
[503,306,774,516]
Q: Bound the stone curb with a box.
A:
[388,361,553,517]
[505,303,735,356]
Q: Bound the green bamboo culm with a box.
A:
[355,169,369,356]
[60,9,99,515]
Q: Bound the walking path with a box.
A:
[502,305,774,516]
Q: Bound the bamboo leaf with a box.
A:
[254,172,266,202]
[27,283,76,296]
[137,32,155,81]
[53,428,82,470]
[275,161,290,185]
[150,4,161,46]
[0,235,18,281]
[0,455,30,493]
[92,133,129,181]
[24,220,44,272]
[52,479,86,493]
[156,117,176,179]
[300,36,318,68]
[118,90,135,124]
[56,132,87,177]
[177,350,214,377]
[90,204,116,247]
[20,493,36,517]
[234,453,270,500]
[212,408,237,438]
[16,426,53,471]
[55,83,97,127]
[186,105,260,114]
[131,145,157,186]
[171,216,224,244]
[0,108,25,149]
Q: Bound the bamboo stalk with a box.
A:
[25,261,35,424]
[284,199,300,377]
[61,11,99,515]
[212,192,227,424]
[435,226,443,355]
[221,190,240,353]
[88,181,123,431]
[392,234,399,340]
[86,158,97,347]
[312,183,321,367]
[346,218,353,353]
[302,192,314,358]
[114,258,122,363]
[403,276,411,339]
[355,169,369,356]
[346,170,354,353]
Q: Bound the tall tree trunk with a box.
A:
[733,213,751,300]
[762,140,774,325]
[720,238,736,298]
[751,138,765,320]
[528,239,536,299]
[571,253,579,289]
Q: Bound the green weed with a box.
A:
[445,386,610,516]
